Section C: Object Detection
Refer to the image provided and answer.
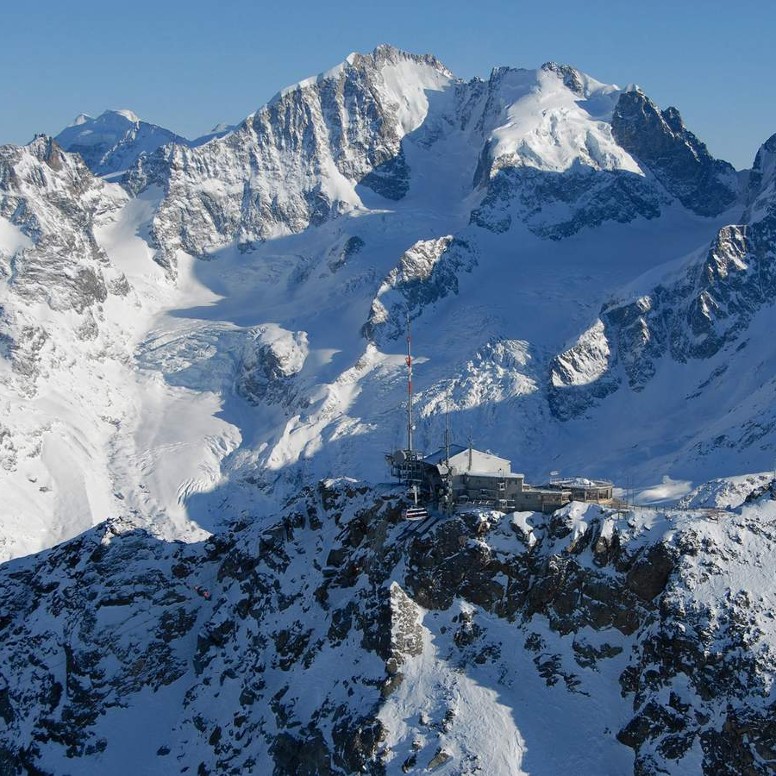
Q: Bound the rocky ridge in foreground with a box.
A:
[1,479,775,775]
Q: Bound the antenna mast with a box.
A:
[444,402,451,465]
[406,315,414,453]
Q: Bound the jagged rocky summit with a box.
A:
[1,478,775,774]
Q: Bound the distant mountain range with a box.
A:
[2,45,775,560]
[2,45,776,774]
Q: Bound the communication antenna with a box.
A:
[441,401,454,515]
[406,315,414,453]
[626,475,634,510]
[444,402,451,466]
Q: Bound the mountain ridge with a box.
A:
[55,109,234,178]
[2,44,776,776]
[0,44,771,563]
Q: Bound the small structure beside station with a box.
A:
[542,477,614,503]
[387,442,615,514]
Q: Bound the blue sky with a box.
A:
[3,0,774,168]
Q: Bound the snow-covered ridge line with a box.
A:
[54,109,235,177]
[270,44,454,104]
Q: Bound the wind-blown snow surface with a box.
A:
[0,45,773,561]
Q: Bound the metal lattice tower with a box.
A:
[406,316,414,453]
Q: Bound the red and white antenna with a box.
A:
[406,315,414,453]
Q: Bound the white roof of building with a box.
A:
[423,444,468,465]
[448,447,512,475]
[424,445,523,476]
[551,477,613,488]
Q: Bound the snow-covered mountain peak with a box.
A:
[109,107,140,123]
[312,43,454,82]
[55,109,187,177]
[1,135,95,206]
[539,61,589,95]
[365,42,453,76]
[64,108,141,134]
[5,48,776,774]
[1,46,767,567]
[125,45,460,266]
[270,43,454,112]
[480,63,634,176]
[21,133,70,166]
[610,88,739,216]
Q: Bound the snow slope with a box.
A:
[0,145,231,559]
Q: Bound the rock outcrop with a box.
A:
[363,236,477,343]
[123,46,454,271]
[548,127,776,423]
[611,89,739,217]
[1,480,775,774]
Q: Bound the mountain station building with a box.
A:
[388,443,614,513]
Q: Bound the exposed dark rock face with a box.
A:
[2,50,776,773]
[328,234,365,272]
[403,508,651,636]
[611,89,739,217]
[0,138,113,314]
[360,148,411,201]
[1,482,774,774]
[548,149,776,421]
[236,326,309,409]
[470,165,664,239]
[540,61,586,95]
[466,64,742,239]
[363,236,477,343]
[117,49,744,276]
[123,45,452,271]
